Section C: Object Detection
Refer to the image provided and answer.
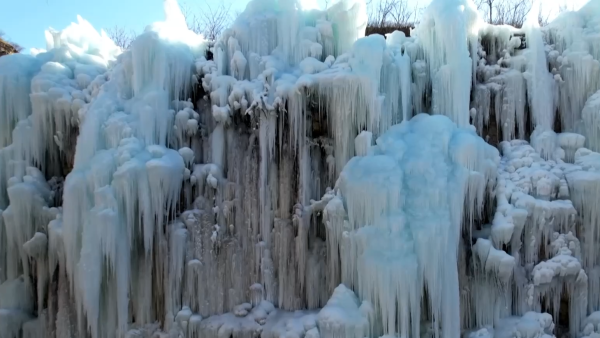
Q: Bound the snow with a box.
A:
[1,0,600,337]
[466,312,557,338]
[317,285,372,338]
[354,131,372,156]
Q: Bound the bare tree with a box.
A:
[499,0,532,27]
[365,0,420,36]
[105,26,136,50]
[367,0,396,27]
[181,1,233,41]
[474,0,532,27]
[389,0,420,26]
[11,42,24,52]
[180,1,196,30]
[537,2,551,26]
[474,0,497,24]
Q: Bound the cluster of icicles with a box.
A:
[1,0,600,338]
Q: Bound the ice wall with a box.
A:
[1,0,600,338]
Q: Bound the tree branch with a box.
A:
[105,26,136,49]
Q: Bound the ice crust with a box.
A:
[1,0,600,337]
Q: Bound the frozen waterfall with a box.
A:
[1,0,600,337]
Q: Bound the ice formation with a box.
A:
[1,0,600,337]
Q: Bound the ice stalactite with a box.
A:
[0,57,43,149]
[485,67,527,142]
[583,91,600,152]
[473,29,528,143]
[568,149,600,267]
[546,0,600,135]
[522,11,557,131]
[567,147,600,317]
[497,137,578,265]
[2,166,57,307]
[492,136,600,335]
[0,54,45,209]
[30,5,206,338]
[471,0,600,146]
[413,0,481,126]
[471,238,515,328]
[530,232,588,337]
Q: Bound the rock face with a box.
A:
[1,1,600,338]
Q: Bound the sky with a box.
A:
[0,0,252,51]
[0,0,591,52]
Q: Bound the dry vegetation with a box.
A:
[0,30,22,56]
[366,0,551,37]
[23,0,557,52]
[180,1,234,41]
[105,26,137,50]
[365,0,419,36]
[473,0,551,27]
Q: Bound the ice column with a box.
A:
[413,0,481,126]
[331,114,498,338]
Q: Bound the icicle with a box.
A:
[531,232,588,336]
[583,90,600,152]
[522,9,557,131]
[0,55,43,148]
[471,238,515,327]
[165,224,188,321]
[412,0,482,126]
[567,148,600,269]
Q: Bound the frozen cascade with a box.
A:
[1,0,600,337]
[334,114,499,338]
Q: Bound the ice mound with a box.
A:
[327,114,499,338]
[0,276,35,338]
[467,312,556,338]
[317,284,372,338]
